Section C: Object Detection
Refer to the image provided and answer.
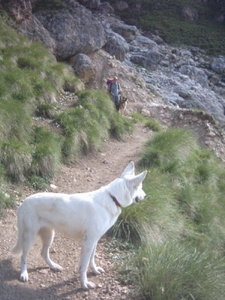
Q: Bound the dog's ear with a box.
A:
[128,170,147,187]
[121,161,135,177]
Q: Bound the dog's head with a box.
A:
[120,97,128,104]
[121,161,147,206]
[106,161,147,208]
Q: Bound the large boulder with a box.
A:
[210,56,225,74]
[130,51,163,71]
[103,31,129,61]
[178,65,208,88]
[35,5,106,60]
[110,23,139,42]
[130,35,159,51]
[70,53,95,83]
[99,2,114,13]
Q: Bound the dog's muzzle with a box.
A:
[135,195,146,203]
[135,197,140,203]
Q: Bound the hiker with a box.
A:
[108,76,120,111]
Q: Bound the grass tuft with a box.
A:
[132,112,162,132]
[131,242,225,300]
[30,126,62,178]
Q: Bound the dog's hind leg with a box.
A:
[89,243,104,275]
[39,227,63,271]
[20,229,38,282]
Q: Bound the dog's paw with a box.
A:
[50,262,63,271]
[93,266,104,275]
[82,280,96,289]
[20,271,29,282]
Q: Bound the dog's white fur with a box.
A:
[12,161,147,289]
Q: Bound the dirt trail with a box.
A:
[0,123,151,300]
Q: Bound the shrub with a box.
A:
[0,99,33,142]
[0,191,14,214]
[30,126,62,178]
[110,112,134,140]
[56,90,134,161]
[27,175,49,191]
[132,112,162,132]
[130,242,225,300]
[139,128,197,171]
[36,103,55,118]
[0,139,32,182]
[112,168,184,245]
[144,118,162,132]
[0,164,14,213]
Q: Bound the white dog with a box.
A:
[12,161,147,289]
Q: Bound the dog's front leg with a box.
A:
[79,238,99,289]
[90,243,104,275]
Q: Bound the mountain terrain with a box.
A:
[1,1,225,299]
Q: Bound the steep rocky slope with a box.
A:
[2,0,225,129]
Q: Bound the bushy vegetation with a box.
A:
[112,0,225,56]
[0,16,134,211]
[113,128,225,299]
[132,112,162,132]
[56,90,134,162]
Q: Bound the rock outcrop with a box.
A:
[34,5,106,60]
[70,53,95,83]
[2,0,225,131]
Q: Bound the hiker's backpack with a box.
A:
[107,78,114,92]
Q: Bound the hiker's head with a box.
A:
[113,76,118,82]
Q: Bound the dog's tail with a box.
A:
[12,220,23,256]
[12,209,23,256]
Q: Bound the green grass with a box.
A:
[112,168,184,245]
[27,175,49,191]
[30,126,62,178]
[139,128,197,172]
[0,139,32,182]
[0,165,14,213]
[110,112,135,140]
[113,0,225,56]
[56,90,135,162]
[111,127,225,299]
[130,242,225,300]
[132,112,162,132]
